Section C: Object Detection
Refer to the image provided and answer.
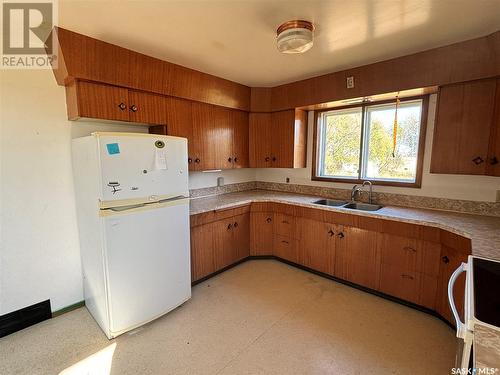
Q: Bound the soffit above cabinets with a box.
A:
[58,0,500,87]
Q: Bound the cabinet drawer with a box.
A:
[233,204,251,216]
[379,263,421,305]
[274,214,296,238]
[213,208,234,221]
[273,235,297,263]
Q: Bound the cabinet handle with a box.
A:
[227,223,232,230]
[188,158,193,164]
[130,105,138,112]
[337,232,344,239]
[328,229,335,237]
[266,217,272,223]
[118,102,127,110]
[195,158,201,164]
[233,222,238,228]
[403,246,416,253]
[472,156,484,165]
[228,157,232,162]
[272,156,277,162]
[490,156,499,165]
[265,156,270,162]
[234,157,238,163]
[442,256,450,264]
[281,240,289,244]
[401,274,414,280]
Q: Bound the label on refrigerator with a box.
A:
[154,148,168,170]
[106,143,120,155]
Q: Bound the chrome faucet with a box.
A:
[350,184,362,202]
[362,180,373,204]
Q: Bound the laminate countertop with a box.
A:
[189,189,500,369]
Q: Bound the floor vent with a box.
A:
[0,300,52,338]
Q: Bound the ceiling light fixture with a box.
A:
[276,20,314,54]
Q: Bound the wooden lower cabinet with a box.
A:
[297,218,336,275]
[190,202,471,326]
[190,222,216,282]
[250,212,274,255]
[334,226,380,290]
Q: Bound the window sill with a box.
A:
[311,176,422,188]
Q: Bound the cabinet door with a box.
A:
[213,219,238,270]
[431,79,497,175]
[192,102,217,171]
[232,110,249,168]
[436,245,468,325]
[71,81,130,122]
[335,226,379,289]
[273,235,298,263]
[213,106,234,170]
[297,218,335,275]
[271,110,295,168]
[163,97,197,168]
[250,212,274,255]
[128,90,167,125]
[233,213,250,260]
[190,223,215,282]
[486,78,500,176]
[249,113,272,167]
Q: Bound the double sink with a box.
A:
[313,199,383,212]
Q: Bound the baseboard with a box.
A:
[0,300,52,338]
[52,300,85,317]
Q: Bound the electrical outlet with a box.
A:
[346,76,355,89]
[496,190,500,202]
[217,176,224,187]
[286,177,290,183]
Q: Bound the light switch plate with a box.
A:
[346,76,355,89]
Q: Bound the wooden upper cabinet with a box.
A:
[486,78,500,176]
[231,110,250,168]
[53,27,250,111]
[431,78,498,175]
[249,113,273,167]
[192,102,217,171]
[249,109,307,168]
[66,80,130,122]
[127,90,167,125]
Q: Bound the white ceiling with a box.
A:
[59,0,500,87]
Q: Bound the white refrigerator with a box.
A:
[72,132,191,339]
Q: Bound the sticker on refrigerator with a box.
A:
[106,143,120,155]
[107,182,121,194]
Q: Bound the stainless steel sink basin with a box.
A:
[342,202,383,211]
[313,199,348,207]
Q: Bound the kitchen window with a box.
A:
[313,97,428,187]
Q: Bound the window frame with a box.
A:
[312,95,429,188]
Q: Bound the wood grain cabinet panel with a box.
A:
[431,78,498,175]
[249,113,273,167]
[273,235,298,263]
[335,226,379,289]
[190,222,216,282]
[274,214,296,239]
[127,90,167,125]
[486,78,500,176]
[250,212,274,255]
[66,80,130,122]
[233,213,250,260]
[379,264,421,305]
[191,102,217,171]
[231,110,250,168]
[297,218,336,275]
[213,218,238,270]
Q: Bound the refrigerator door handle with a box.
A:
[109,203,146,212]
[448,262,468,339]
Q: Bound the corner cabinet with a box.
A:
[431,77,500,176]
[249,109,307,168]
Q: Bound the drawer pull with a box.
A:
[233,222,238,228]
[281,240,289,244]
[265,156,270,162]
[472,156,484,165]
[328,229,335,237]
[130,104,138,112]
[227,223,232,230]
[266,217,272,223]
[188,157,193,164]
[118,102,127,110]
[401,274,414,280]
[337,232,344,239]
[442,256,450,264]
[195,158,201,164]
[403,246,416,252]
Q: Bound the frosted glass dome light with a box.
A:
[277,20,314,54]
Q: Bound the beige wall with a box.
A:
[256,94,500,202]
